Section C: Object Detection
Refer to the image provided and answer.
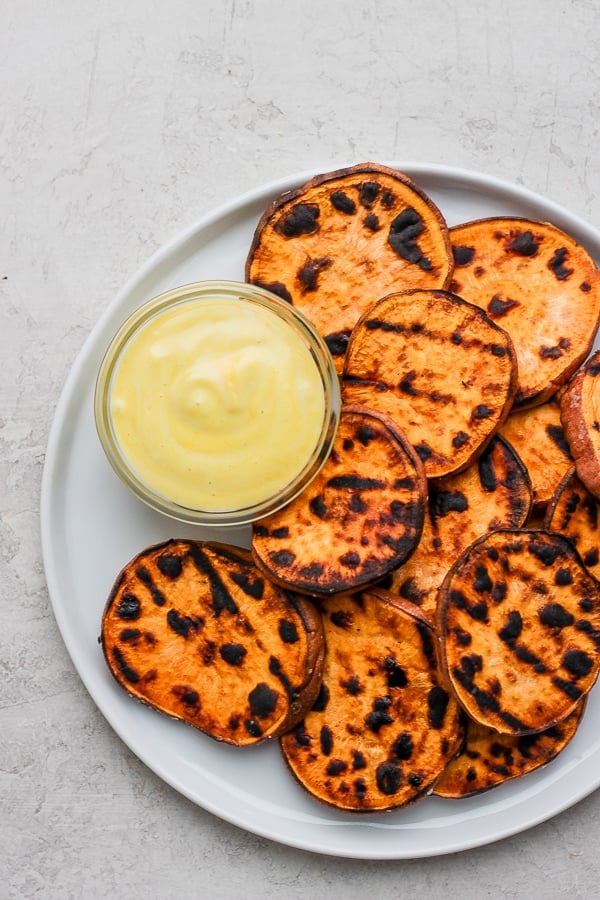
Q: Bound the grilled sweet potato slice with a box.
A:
[101,540,325,746]
[433,701,585,799]
[545,467,600,579]
[498,393,573,517]
[280,589,462,812]
[251,405,426,596]
[438,529,600,735]
[560,350,600,499]
[246,162,453,370]
[342,289,517,478]
[450,217,600,408]
[386,435,532,622]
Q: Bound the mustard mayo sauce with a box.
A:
[109,297,326,511]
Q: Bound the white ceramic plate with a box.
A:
[41,163,600,860]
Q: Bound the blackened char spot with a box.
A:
[330,190,356,214]
[326,759,347,776]
[488,295,519,317]
[136,566,165,607]
[376,760,402,795]
[478,449,498,492]
[119,628,141,642]
[453,245,475,266]
[352,750,367,770]
[509,230,540,256]
[341,675,362,695]
[271,549,296,567]
[244,719,263,738]
[299,562,325,580]
[388,207,433,270]
[474,563,493,593]
[312,682,330,712]
[279,619,299,643]
[555,567,573,586]
[116,593,141,621]
[498,610,522,646]
[340,551,360,568]
[417,622,436,667]
[157,554,183,578]
[399,370,418,395]
[112,646,140,683]
[552,676,583,700]
[529,539,561,566]
[320,724,333,755]
[251,280,293,304]
[384,656,408,688]
[189,546,239,615]
[453,431,469,449]
[365,318,406,334]
[546,424,572,459]
[548,247,573,280]
[248,682,278,718]
[220,642,247,666]
[360,181,380,207]
[171,685,200,707]
[363,213,380,230]
[365,696,394,732]
[297,256,332,291]
[429,487,468,520]
[167,608,204,638]
[562,649,594,678]
[391,732,414,760]
[472,404,493,421]
[328,474,386,490]
[428,686,450,729]
[309,495,327,519]
[330,609,353,629]
[230,572,264,599]
[325,330,351,357]
[277,203,320,237]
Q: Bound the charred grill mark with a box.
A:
[299,561,325,580]
[498,610,522,646]
[552,676,583,701]
[135,566,166,607]
[219,642,247,666]
[297,256,332,292]
[330,609,353,629]
[279,619,299,643]
[391,732,414,760]
[352,750,367,770]
[244,719,263,737]
[452,244,476,266]
[548,247,573,280]
[562,649,594,678]
[269,655,295,701]
[341,674,363,695]
[326,759,348,776]
[471,404,494,421]
[230,572,264,599]
[251,279,293,304]
[428,686,450,729]
[189,546,239,616]
[312,682,330,712]
[166,609,204,638]
[309,495,327,519]
[398,576,427,606]
[384,656,408,688]
[363,213,380,231]
[365,317,407,334]
[388,207,433,270]
[320,724,334,755]
[171,685,200,708]
[156,554,183,578]
[339,551,360,568]
[529,540,561,566]
[119,628,141,642]
[327,474,386,490]
[248,682,279,718]
[330,190,356,214]
[508,230,540,256]
[473,563,493,593]
[376,760,402,794]
[112,646,140,683]
[429,487,468,520]
[359,181,380,207]
[453,431,470,449]
[488,294,520,318]
[540,337,571,359]
[325,330,351,357]
[357,424,377,445]
[271,549,296,567]
[546,424,572,459]
[277,202,320,237]
[116,593,141,620]
[365,696,394,732]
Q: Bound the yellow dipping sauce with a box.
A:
[109,295,327,512]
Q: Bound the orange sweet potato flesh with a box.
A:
[251,405,426,596]
[101,540,325,747]
[246,162,453,371]
[560,350,600,500]
[450,217,600,408]
[342,289,517,478]
[437,529,600,735]
[280,589,462,812]
[386,435,532,623]
[545,466,600,580]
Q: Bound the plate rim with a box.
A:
[40,161,600,860]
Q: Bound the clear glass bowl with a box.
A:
[94,280,341,526]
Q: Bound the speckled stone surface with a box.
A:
[3,1,600,897]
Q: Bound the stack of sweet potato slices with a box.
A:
[100,162,600,812]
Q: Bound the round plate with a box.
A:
[41,163,600,859]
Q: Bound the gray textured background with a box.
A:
[3,1,600,897]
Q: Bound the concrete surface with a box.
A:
[3,0,600,897]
